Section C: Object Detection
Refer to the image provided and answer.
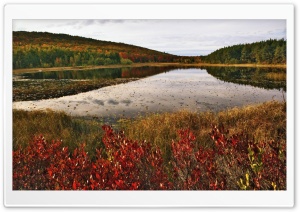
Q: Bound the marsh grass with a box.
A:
[13,101,286,190]
[120,101,286,162]
[13,109,105,159]
[13,101,286,162]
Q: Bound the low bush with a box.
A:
[13,124,286,190]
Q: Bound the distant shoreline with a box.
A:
[13,63,286,74]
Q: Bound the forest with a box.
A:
[13,31,286,69]
[201,39,286,64]
[13,31,196,69]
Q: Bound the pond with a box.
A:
[13,66,286,121]
[18,66,176,80]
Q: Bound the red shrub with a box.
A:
[89,125,171,190]
[13,124,286,190]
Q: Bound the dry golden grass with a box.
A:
[120,101,286,160]
[13,101,286,190]
[13,101,286,161]
[13,109,105,159]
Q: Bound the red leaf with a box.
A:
[131,182,139,190]
[73,180,77,190]
[96,173,100,180]
[48,169,53,177]
[115,180,124,188]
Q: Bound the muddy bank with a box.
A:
[13,78,139,102]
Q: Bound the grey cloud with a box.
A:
[95,19,125,24]
[13,19,286,56]
[56,20,80,27]
[169,49,211,56]
[84,20,95,26]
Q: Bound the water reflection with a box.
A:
[20,66,178,80]
[19,66,286,93]
[13,68,286,119]
[205,66,286,91]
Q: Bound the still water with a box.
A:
[13,67,286,119]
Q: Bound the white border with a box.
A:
[4,4,294,207]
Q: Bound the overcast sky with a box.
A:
[13,19,286,56]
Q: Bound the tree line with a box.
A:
[201,39,286,64]
[13,46,124,69]
[13,31,183,69]
[13,32,286,69]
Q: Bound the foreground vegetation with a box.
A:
[13,110,106,159]
[13,101,286,190]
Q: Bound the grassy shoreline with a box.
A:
[13,62,286,74]
[121,101,286,157]
[13,101,286,158]
[13,101,286,190]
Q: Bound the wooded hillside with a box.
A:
[201,39,286,64]
[13,31,197,69]
[13,31,286,69]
